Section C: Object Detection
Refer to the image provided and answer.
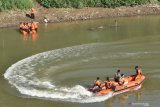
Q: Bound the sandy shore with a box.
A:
[0,4,160,28]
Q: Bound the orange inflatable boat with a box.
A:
[89,75,145,96]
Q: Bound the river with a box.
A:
[0,15,160,107]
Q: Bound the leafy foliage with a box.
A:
[0,0,33,11]
[36,0,150,8]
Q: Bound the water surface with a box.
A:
[1,16,160,107]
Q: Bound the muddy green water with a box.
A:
[1,16,160,107]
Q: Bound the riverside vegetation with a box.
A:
[0,0,153,11]
[36,0,151,8]
[0,0,33,11]
[0,0,160,28]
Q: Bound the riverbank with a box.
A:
[0,4,160,28]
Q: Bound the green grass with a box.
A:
[0,0,34,11]
[36,0,151,8]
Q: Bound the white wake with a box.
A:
[4,43,145,103]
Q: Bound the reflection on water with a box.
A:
[135,88,144,101]
[106,98,112,107]
[105,88,144,107]
[22,32,38,41]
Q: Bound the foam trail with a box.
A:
[4,43,146,103]
[4,44,113,103]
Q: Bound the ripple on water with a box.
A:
[4,43,152,103]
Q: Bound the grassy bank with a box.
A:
[0,0,33,11]
[36,0,150,8]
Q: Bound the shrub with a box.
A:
[36,0,150,8]
[0,0,33,11]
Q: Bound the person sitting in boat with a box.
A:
[119,74,128,85]
[104,77,111,89]
[104,77,116,91]
[100,77,110,90]
[23,23,29,33]
[133,66,142,81]
[92,77,101,92]
[114,69,121,82]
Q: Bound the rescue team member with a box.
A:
[92,77,101,92]
[114,69,121,82]
[23,23,29,33]
[19,22,38,34]
[104,77,112,89]
[93,77,101,87]
[133,66,142,81]
[30,22,38,33]
[101,77,116,91]
[19,22,27,36]
[29,8,35,19]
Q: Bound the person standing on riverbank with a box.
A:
[29,8,35,19]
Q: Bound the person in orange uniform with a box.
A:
[93,77,101,92]
[20,23,28,35]
[133,66,142,81]
[100,77,109,90]
[94,77,101,87]
[29,8,35,19]
[103,77,111,89]
[34,22,38,32]
[26,22,31,32]
[30,22,36,34]
[104,77,116,91]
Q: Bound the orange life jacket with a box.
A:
[31,23,36,30]
[94,80,101,87]
[104,80,113,89]
[108,81,113,88]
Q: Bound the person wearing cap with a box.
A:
[114,69,121,82]
[133,66,142,81]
